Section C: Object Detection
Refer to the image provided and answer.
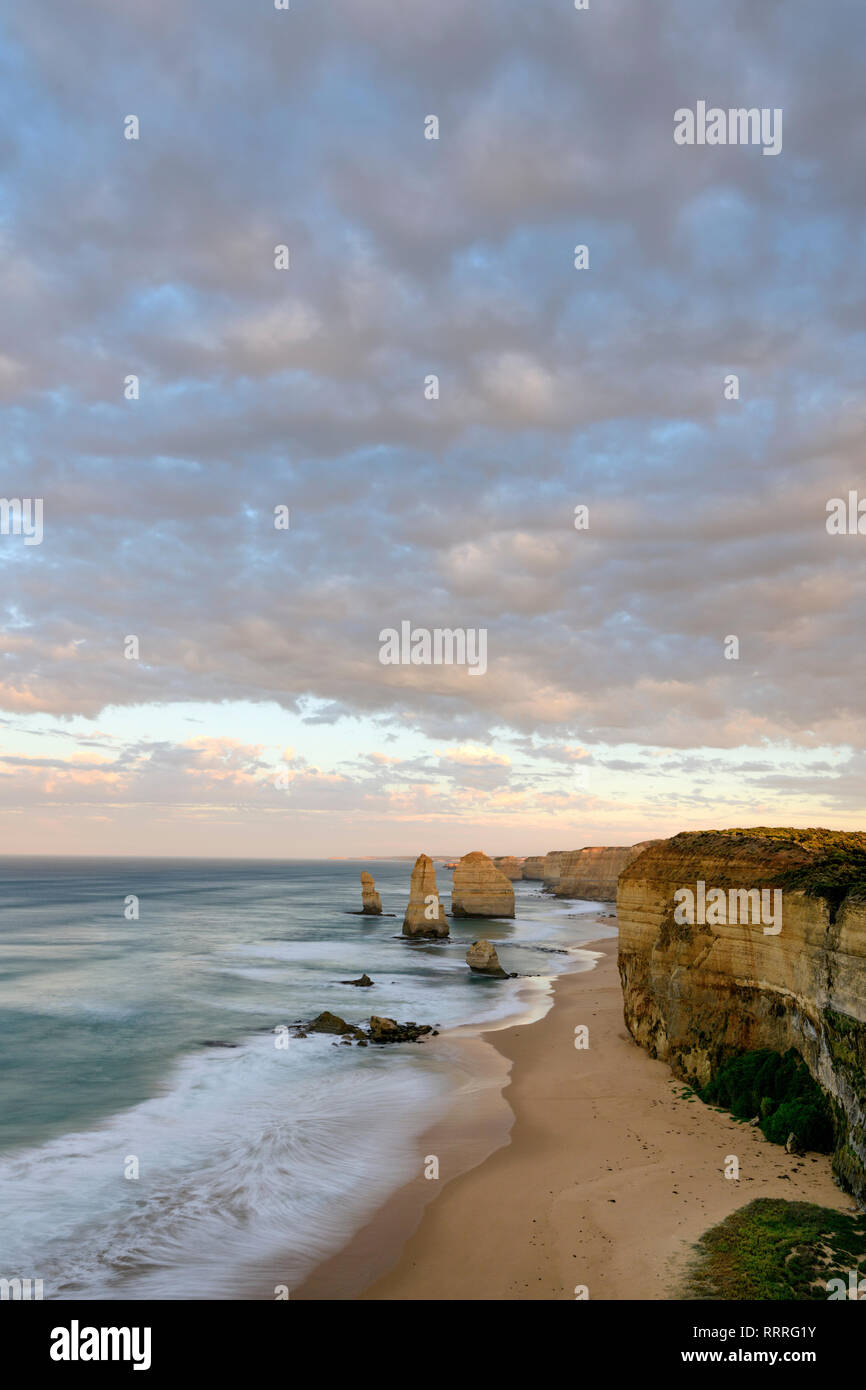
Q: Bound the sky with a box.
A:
[1,0,865,857]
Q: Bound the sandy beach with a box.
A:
[319,936,855,1301]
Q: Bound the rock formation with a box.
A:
[493,856,523,880]
[451,851,515,918]
[360,870,382,914]
[542,850,568,890]
[521,856,546,880]
[341,973,373,987]
[402,854,449,937]
[294,1012,435,1045]
[369,1016,434,1044]
[617,828,866,1197]
[555,841,658,901]
[466,939,508,978]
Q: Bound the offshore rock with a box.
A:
[402,854,449,937]
[369,1016,434,1044]
[466,939,508,978]
[360,870,382,914]
[451,851,515,918]
[307,1011,364,1037]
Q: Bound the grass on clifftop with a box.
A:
[685,827,866,901]
[698,1049,835,1153]
[683,1199,866,1300]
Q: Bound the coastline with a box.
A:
[289,930,612,1301]
[300,934,854,1301]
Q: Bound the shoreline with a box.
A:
[299,935,854,1301]
[290,927,613,1301]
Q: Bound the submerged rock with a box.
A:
[402,853,449,937]
[466,939,509,978]
[360,870,382,915]
[451,851,515,918]
[341,973,374,987]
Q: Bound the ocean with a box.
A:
[0,856,612,1299]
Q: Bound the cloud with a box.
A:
[0,0,865,850]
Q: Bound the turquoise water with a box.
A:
[0,857,610,1298]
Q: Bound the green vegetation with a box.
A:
[666,828,866,907]
[699,1048,834,1152]
[683,1199,866,1300]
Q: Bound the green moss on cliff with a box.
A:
[684,1199,866,1300]
[699,1049,834,1153]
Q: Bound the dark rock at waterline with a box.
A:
[292,1011,434,1046]
[369,1015,433,1044]
[341,973,374,987]
[307,1011,364,1037]
[201,1039,239,1048]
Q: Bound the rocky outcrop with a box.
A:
[360,870,382,914]
[521,856,546,880]
[294,1012,435,1045]
[556,841,658,902]
[542,850,568,889]
[402,854,449,937]
[369,1016,434,1044]
[451,851,515,918]
[493,857,523,880]
[307,1011,364,1037]
[341,973,373,987]
[466,939,508,978]
[617,828,866,1196]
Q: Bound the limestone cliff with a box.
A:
[521,856,546,880]
[451,851,515,918]
[402,854,449,938]
[618,828,866,1195]
[493,856,523,881]
[555,841,658,901]
[542,850,568,890]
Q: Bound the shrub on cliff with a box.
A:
[699,1048,834,1152]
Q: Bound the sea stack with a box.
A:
[360,870,382,914]
[451,851,515,918]
[466,939,508,978]
[493,856,523,881]
[402,854,449,938]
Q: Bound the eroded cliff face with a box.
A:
[618,829,866,1196]
[521,856,546,880]
[556,840,658,901]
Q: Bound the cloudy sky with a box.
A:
[1,0,864,857]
